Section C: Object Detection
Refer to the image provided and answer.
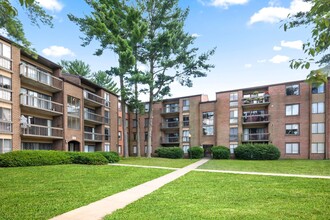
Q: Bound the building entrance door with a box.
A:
[203,145,213,157]
[68,141,80,152]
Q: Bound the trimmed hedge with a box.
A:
[188,146,204,159]
[211,146,230,159]
[68,152,108,165]
[234,144,280,160]
[155,147,184,159]
[98,151,120,163]
[0,150,72,167]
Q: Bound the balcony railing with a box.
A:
[20,63,63,91]
[242,133,270,142]
[0,121,12,133]
[83,90,104,106]
[21,124,63,138]
[161,121,179,129]
[242,96,270,105]
[84,132,103,141]
[242,114,270,124]
[161,136,180,143]
[0,56,12,70]
[20,94,63,114]
[162,106,179,114]
[84,111,104,124]
[0,87,12,101]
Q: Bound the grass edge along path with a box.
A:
[105,171,330,220]
[118,157,199,168]
[0,165,171,220]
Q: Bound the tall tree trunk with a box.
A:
[135,82,141,157]
[120,75,129,158]
[147,90,154,158]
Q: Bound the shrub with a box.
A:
[188,146,204,159]
[98,151,120,163]
[211,146,230,159]
[68,152,108,165]
[155,147,183,159]
[234,144,280,160]
[0,150,72,167]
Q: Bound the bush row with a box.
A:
[188,146,204,159]
[234,144,280,160]
[0,150,120,167]
[155,147,183,159]
[211,146,230,159]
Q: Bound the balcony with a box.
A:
[20,63,63,92]
[160,136,180,144]
[84,111,104,124]
[242,114,270,124]
[21,124,63,139]
[161,106,179,115]
[242,96,270,107]
[84,132,103,142]
[0,87,12,102]
[20,94,63,116]
[0,121,12,133]
[83,90,104,107]
[241,133,270,142]
[161,121,179,130]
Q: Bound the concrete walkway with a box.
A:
[50,158,209,220]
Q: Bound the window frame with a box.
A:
[285,142,300,154]
[311,123,325,134]
[311,143,324,154]
[285,84,300,96]
[285,104,299,116]
[285,123,299,135]
[312,102,325,114]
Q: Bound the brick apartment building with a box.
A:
[1,35,329,159]
[0,35,122,155]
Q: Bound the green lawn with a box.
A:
[198,159,330,176]
[105,171,330,220]
[118,157,199,168]
[0,165,171,220]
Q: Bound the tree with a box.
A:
[91,70,120,94]
[68,0,146,158]
[284,0,330,84]
[138,0,215,157]
[0,0,53,56]
[59,59,92,77]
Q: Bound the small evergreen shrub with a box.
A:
[234,144,280,160]
[155,147,184,159]
[0,150,71,167]
[211,146,230,159]
[68,152,108,165]
[98,151,120,163]
[187,146,204,159]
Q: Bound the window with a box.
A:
[229,128,238,141]
[0,139,12,153]
[285,124,299,135]
[144,132,148,141]
[286,84,299,95]
[118,117,122,126]
[286,143,299,154]
[312,102,325,114]
[202,112,214,135]
[105,143,110,152]
[105,128,110,141]
[118,145,121,154]
[164,103,178,113]
[0,43,11,69]
[230,110,238,124]
[183,99,190,111]
[0,107,11,132]
[132,119,137,128]
[286,104,299,116]
[183,115,189,127]
[104,92,110,107]
[67,117,80,130]
[104,110,110,124]
[311,143,324,154]
[230,92,238,107]
[0,75,11,101]
[144,145,152,154]
[312,123,325,134]
[118,131,122,140]
[118,102,121,111]
[182,130,190,142]
[144,118,149,127]
[144,103,149,113]
[312,83,325,94]
[133,132,137,141]
[183,145,190,154]
[133,145,137,154]
[67,96,80,129]
[229,144,237,154]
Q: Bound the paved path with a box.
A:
[50,158,209,220]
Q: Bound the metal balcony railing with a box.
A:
[83,90,104,106]
[242,114,270,123]
[20,63,62,90]
[84,111,104,124]
[0,121,12,133]
[242,96,270,105]
[162,106,179,113]
[161,121,179,129]
[242,133,270,142]
[84,132,103,141]
[21,124,63,138]
[20,94,63,114]
[161,136,180,143]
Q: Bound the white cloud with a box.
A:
[248,0,312,25]
[269,55,290,64]
[36,0,63,12]
[42,46,75,57]
[244,64,252,68]
[257,59,267,63]
[280,40,303,50]
[200,0,249,8]
[273,46,282,51]
[192,33,202,38]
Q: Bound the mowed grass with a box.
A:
[0,165,171,220]
[199,159,330,176]
[118,157,199,168]
[105,172,330,220]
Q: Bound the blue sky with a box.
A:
[5,0,315,100]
